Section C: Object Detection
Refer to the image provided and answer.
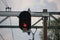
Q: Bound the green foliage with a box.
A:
[39,17,60,40]
[50,17,60,26]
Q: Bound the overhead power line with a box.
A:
[0,34,5,40]
[0,0,9,7]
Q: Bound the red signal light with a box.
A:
[23,23,27,28]
[19,11,31,32]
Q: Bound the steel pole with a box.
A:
[43,9,48,40]
[43,17,48,40]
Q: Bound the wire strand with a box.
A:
[0,0,9,7]
[0,33,5,40]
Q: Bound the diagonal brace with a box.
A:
[32,18,43,26]
[0,16,9,23]
[51,15,60,22]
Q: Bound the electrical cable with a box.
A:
[31,28,37,40]
[0,0,11,11]
[0,0,9,7]
[0,0,6,7]
[0,33,5,40]
[31,28,37,34]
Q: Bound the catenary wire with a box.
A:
[0,33,5,40]
[0,0,9,7]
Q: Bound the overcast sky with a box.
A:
[0,0,60,40]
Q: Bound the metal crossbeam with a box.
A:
[49,12,60,15]
[0,11,60,17]
[0,11,20,16]
[0,11,49,17]
[0,25,60,29]
[0,11,60,29]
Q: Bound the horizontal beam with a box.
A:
[0,25,60,29]
[0,11,60,17]
[0,11,20,16]
[0,11,49,17]
[49,12,60,15]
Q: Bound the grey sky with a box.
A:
[0,0,60,40]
